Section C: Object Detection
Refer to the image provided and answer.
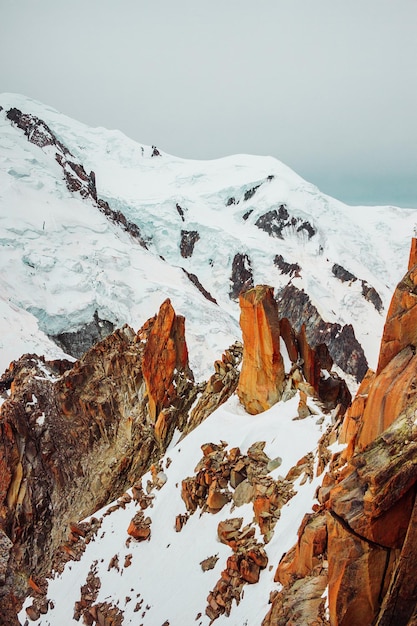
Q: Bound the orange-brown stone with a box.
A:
[377,264,417,375]
[357,346,417,449]
[237,285,285,414]
[327,513,387,626]
[408,237,417,270]
[142,298,192,421]
[339,368,374,449]
[275,512,327,586]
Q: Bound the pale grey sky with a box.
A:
[1,0,416,207]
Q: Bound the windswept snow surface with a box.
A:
[0,93,416,377]
[20,393,333,626]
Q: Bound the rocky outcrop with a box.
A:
[332,264,383,312]
[278,283,368,381]
[51,310,115,359]
[264,241,417,626]
[255,205,316,239]
[0,301,198,620]
[236,284,350,416]
[332,263,357,283]
[408,237,417,270]
[237,286,285,414]
[377,264,417,375]
[182,268,218,304]
[229,253,254,300]
[274,254,301,278]
[180,229,200,258]
[142,298,194,423]
[361,280,383,312]
[175,202,185,221]
[243,183,261,201]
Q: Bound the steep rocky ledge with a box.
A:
[0,300,198,622]
[264,238,417,626]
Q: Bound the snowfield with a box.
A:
[0,93,415,379]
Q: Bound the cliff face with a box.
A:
[264,239,417,626]
[277,283,368,382]
[237,285,285,414]
[0,302,197,622]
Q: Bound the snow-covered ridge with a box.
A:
[0,92,415,379]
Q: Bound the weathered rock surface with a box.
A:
[142,298,194,423]
[265,242,417,626]
[0,301,198,620]
[408,236,417,270]
[237,286,285,414]
[229,252,254,300]
[377,264,417,375]
[278,283,368,382]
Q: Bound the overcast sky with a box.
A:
[1,0,416,207]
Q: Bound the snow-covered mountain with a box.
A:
[0,94,416,626]
[0,93,414,380]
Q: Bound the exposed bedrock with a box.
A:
[229,252,254,300]
[264,239,417,626]
[51,310,115,359]
[277,283,368,382]
[0,300,197,619]
[237,285,351,417]
[237,285,285,414]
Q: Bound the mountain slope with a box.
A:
[0,94,416,626]
[0,93,415,381]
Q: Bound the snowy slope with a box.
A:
[0,93,415,380]
[19,394,334,626]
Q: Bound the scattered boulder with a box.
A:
[127,512,151,541]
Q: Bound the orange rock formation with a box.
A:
[237,285,285,414]
[142,298,193,422]
[264,239,417,626]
